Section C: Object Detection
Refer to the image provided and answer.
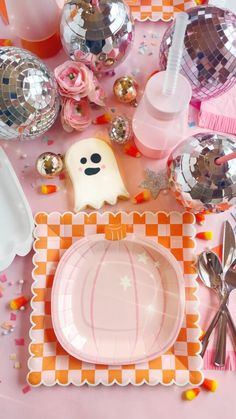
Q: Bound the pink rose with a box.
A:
[74,50,96,71]
[88,77,106,107]
[61,98,92,132]
[54,61,94,100]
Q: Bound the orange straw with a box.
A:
[0,0,9,25]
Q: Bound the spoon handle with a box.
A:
[200,310,222,357]
[214,310,227,366]
[225,306,236,347]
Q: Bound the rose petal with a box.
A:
[61,98,92,132]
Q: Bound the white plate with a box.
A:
[0,147,34,271]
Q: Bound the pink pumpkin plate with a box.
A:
[51,226,185,365]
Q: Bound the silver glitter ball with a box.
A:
[109,115,132,144]
[60,0,134,73]
[168,133,236,213]
[160,5,236,101]
[0,47,60,141]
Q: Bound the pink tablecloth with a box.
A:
[1,17,236,419]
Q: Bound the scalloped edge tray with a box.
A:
[0,147,34,271]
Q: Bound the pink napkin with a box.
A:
[198,84,236,135]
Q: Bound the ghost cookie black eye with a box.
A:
[80,157,87,164]
[91,153,101,164]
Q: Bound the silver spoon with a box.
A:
[198,251,236,358]
[211,258,236,358]
[215,221,235,366]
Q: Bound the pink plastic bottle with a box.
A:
[6,0,61,58]
[133,12,192,159]
[132,71,192,159]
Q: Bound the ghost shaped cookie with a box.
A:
[65,138,130,211]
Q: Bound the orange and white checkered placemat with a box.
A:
[28,211,203,387]
[126,0,196,21]
[0,1,198,26]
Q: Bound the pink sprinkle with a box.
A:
[15,338,25,346]
[190,99,201,110]
[10,313,17,321]
[47,140,54,146]
[59,172,66,180]
[22,385,31,394]
[0,274,7,283]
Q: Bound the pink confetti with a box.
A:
[190,99,201,110]
[0,274,7,283]
[15,338,25,346]
[59,172,66,180]
[10,313,17,321]
[22,385,31,394]
[47,140,54,146]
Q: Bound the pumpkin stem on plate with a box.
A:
[105,224,127,241]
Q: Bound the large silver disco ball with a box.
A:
[0,47,60,140]
[160,5,236,101]
[60,0,134,73]
[168,133,236,213]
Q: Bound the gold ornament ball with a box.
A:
[36,152,64,178]
[113,76,138,105]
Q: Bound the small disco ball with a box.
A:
[60,0,134,73]
[160,5,236,101]
[0,47,60,140]
[168,133,236,213]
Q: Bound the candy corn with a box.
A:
[41,184,58,194]
[133,190,151,204]
[0,39,12,46]
[10,295,28,311]
[195,212,206,225]
[183,388,201,401]
[199,328,206,341]
[196,231,213,241]
[93,113,112,125]
[201,378,218,392]
[124,143,141,158]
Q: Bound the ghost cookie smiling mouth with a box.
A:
[84,167,100,176]
[80,153,102,176]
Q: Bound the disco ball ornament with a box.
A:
[0,47,60,141]
[60,0,134,73]
[113,76,138,105]
[168,133,236,213]
[109,115,132,144]
[36,152,64,178]
[160,5,236,101]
